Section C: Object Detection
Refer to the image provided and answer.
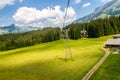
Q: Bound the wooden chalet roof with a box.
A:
[113,34,120,37]
[105,39,120,45]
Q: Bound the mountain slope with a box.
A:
[75,0,120,23]
[0,24,41,34]
[0,24,21,34]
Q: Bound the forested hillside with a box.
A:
[0,27,61,51]
[68,16,120,39]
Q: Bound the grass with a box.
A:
[0,36,112,80]
[90,50,120,80]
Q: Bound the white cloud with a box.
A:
[101,0,112,2]
[82,2,91,8]
[75,0,82,4]
[19,0,23,3]
[13,6,76,27]
[0,0,15,10]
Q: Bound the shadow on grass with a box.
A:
[56,56,75,62]
[0,44,55,58]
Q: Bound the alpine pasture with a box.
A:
[90,50,120,80]
[0,36,111,80]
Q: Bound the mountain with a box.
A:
[19,26,41,32]
[75,0,120,23]
[0,24,21,34]
[0,24,41,34]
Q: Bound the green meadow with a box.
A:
[0,36,112,80]
[90,50,120,80]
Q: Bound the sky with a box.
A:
[0,0,112,27]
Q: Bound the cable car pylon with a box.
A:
[62,0,73,61]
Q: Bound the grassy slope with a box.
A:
[0,36,111,80]
[90,50,120,80]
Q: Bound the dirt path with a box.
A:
[82,48,110,80]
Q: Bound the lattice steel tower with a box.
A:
[62,0,72,61]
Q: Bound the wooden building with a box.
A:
[113,34,120,39]
[105,39,120,49]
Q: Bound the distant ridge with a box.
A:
[75,0,120,23]
[0,24,41,34]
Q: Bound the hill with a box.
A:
[0,24,41,34]
[75,0,120,23]
[0,36,112,80]
[0,27,61,51]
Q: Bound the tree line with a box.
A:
[0,16,120,51]
[68,16,120,39]
[0,27,61,51]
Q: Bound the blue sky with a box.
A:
[0,0,112,27]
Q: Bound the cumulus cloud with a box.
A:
[0,0,15,10]
[75,0,82,4]
[101,0,112,2]
[19,0,23,3]
[13,6,76,27]
[82,2,91,8]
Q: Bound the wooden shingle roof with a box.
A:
[105,39,120,45]
[113,34,120,38]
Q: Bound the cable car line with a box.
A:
[62,0,73,61]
